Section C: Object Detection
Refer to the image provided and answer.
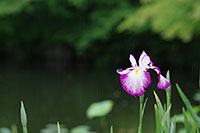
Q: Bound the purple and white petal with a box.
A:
[120,70,151,96]
[116,69,131,75]
[151,66,170,90]
[157,75,170,90]
[129,54,138,67]
[139,51,153,69]
[152,66,160,75]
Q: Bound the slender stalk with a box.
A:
[22,127,27,133]
[138,95,144,133]
[166,70,171,110]
[166,71,171,128]
[57,122,60,133]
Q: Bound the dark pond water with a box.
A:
[0,61,198,133]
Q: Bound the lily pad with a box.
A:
[0,128,11,133]
[86,100,114,119]
[70,125,90,133]
[40,123,68,133]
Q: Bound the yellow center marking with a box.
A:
[135,70,139,75]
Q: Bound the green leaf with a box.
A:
[161,104,171,132]
[20,101,28,133]
[0,127,11,133]
[70,125,90,133]
[166,70,171,109]
[57,122,60,133]
[171,114,184,123]
[170,116,176,133]
[183,108,190,133]
[166,70,171,129]
[176,83,200,128]
[86,100,114,119]
[110,125,113,133]
[20,101,27,127]
[142,98,148,116]
[199,69,200,88]
[118,0,200,42]
[40,123,68,133]
[153,91,164,116]
[138,95,145,133]
[194,93,200,102]
[197,127,199,133]
[155,104,163,133]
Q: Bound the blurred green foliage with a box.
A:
[118,0,200,42]
[0,0,199,69]
[0,0,134,53]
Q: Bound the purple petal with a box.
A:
[129,54,138,67]
[157,75,170,90]
[119,70,151,96]
[116,69,130,75]
[139,51,153,69]
[152,66,170,90]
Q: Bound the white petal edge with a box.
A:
[120,70,151,96]
[129,54,138,67]
[116,69,130,75]
[139,51,153,69]
[151,66,170,90]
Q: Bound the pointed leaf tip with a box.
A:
[166,70,170,81]
[20,101,27,128]
[57,122,60,133]
[110,125,113,133]
[176,83,200,128]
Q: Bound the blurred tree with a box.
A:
[0,0,30,16]
[0,0,199,70]
[118,0,200,42]
[0,0,134,55]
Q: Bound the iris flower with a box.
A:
[117,51,170,96]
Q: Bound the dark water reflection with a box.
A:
[0,62,198,133]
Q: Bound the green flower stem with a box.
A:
[23,127,28,133]
[138,95,144,133]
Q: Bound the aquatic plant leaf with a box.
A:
[142,98,148,116]
[70,125,90,133]
[153,91,164,116]
[40,123,68,133]
[110,125,113,133]
[0,127,11,133]
[20,101,28,133]
[170,116,176,133]
[161,104,171,132]
[176,84,200,128]
[183,108,190,133]
[194,93,200,102]
[57,122,60,133]
[171,114,184,123]
[154,104,163,133]
[86,100,114,119]
[138,95,145,133]
[20,101,27,127]
[197,127,199,133]
[166,70,171,109]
